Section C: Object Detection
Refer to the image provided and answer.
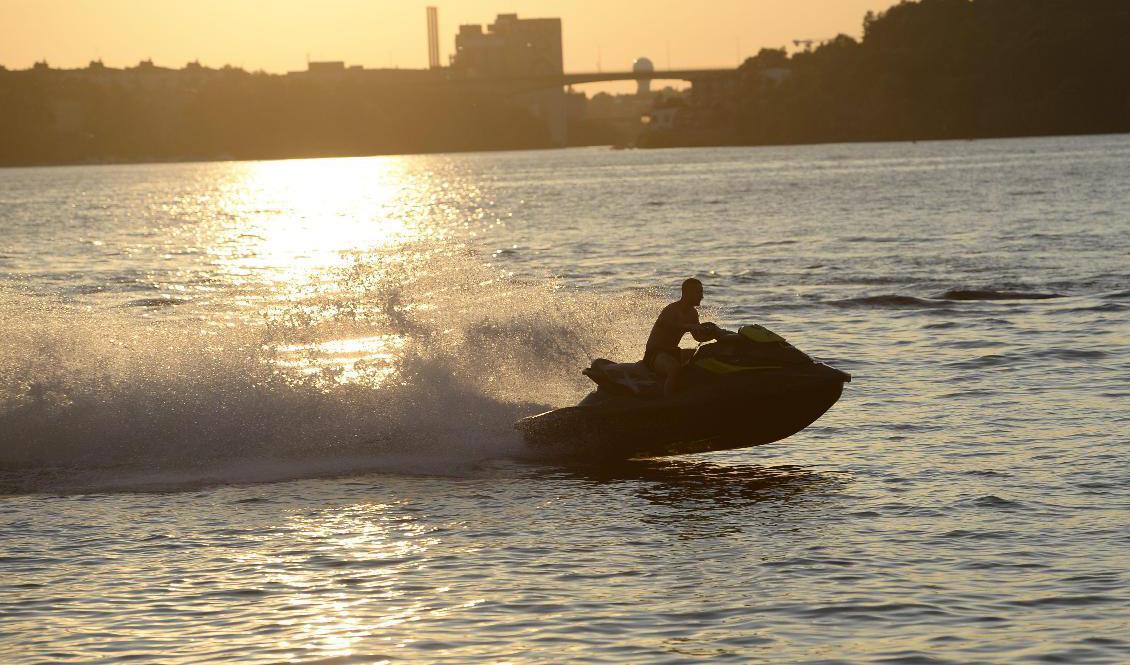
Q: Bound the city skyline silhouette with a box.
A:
[1,0,899,93]
[3,1,1127,166]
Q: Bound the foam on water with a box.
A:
[0,246,662,493]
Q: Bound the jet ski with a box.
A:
[516,324,850,460]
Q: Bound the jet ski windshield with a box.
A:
[691,324,817,373]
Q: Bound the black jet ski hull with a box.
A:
[517,372,845,460]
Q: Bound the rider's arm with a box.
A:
[689,325,713,342]
[681,308,712,342]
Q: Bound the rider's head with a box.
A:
[681,278,703,306]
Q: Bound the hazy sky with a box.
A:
[1,1,898,77]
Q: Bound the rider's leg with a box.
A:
[654,352,682,398]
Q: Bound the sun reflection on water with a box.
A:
[195,156,458,386]
[207,156,426,290]
[226,502,453,662]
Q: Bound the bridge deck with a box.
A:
[561,69,735,85]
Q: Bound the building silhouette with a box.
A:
[452,14,563,79]
[451,14,567,145]
[0,9,736,163]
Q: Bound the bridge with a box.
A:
[562,68,735,86]
[442,67,738,145]
[448,68,736,93]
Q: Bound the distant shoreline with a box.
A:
[3,129,1127,170]
[7,2,1128,171]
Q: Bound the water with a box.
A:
[1,135,1128,663]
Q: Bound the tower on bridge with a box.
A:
[633,57,655,96]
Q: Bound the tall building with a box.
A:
[452,14,563,79]
[451,13,567,146]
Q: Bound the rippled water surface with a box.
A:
[1,136,1128,663]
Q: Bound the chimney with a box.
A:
[427,7,440,69]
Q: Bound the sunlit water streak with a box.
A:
[1,136,1128,663]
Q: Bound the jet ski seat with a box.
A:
[582,359,662,398]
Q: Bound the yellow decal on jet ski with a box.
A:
[739,325,786,344]
[695,357,782,374]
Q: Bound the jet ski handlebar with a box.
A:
[699,322,734,340]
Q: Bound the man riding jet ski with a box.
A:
[644,278,715,397]
[516,279,851,460]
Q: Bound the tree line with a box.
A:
[0,68,555,166]
[730,0,1130,145]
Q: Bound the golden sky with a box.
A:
[1,0,898,77]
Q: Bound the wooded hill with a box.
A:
[732,0,1130,144]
